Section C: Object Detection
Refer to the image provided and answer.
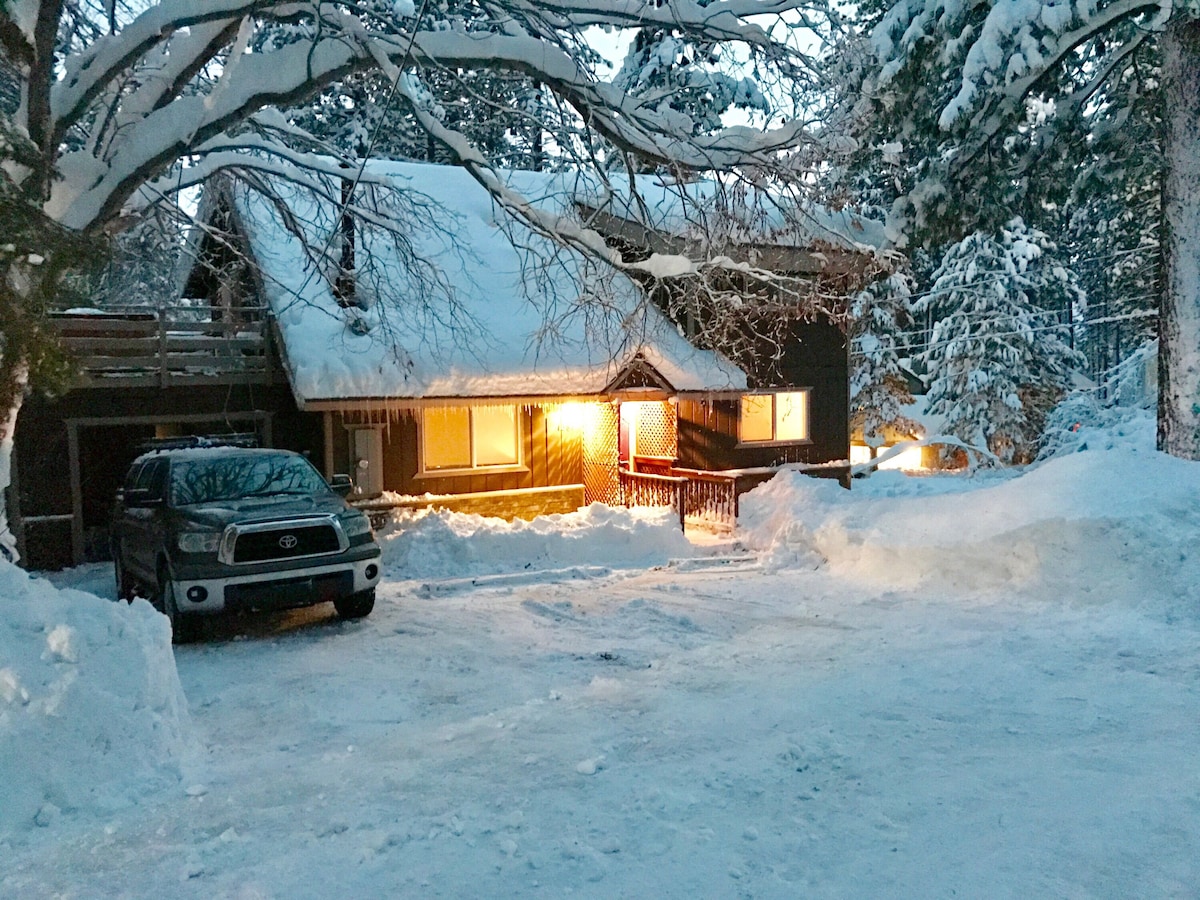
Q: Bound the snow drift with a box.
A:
[378,504,693,579]
[740,446,1200,614]
[0,564,188,837]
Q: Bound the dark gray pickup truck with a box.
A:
[111,444,382,642]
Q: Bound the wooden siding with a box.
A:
[677,320,849,471]
[360,484,585,525]
[331,405,584,497]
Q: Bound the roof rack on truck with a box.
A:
[136,433,259,453]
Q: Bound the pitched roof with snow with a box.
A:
[224,161,748,406]
[578,173,889,255]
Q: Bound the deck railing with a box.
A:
[49,305,274,387]
[678,470,739,529]
[619,469,688,530]
[619,467,780,531]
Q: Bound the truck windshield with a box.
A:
[171,453,331,506]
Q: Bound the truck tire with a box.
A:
[159,568,202,644]
[334,588,375,620]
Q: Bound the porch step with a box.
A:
[413,565,614,597]
[664,555,760,573]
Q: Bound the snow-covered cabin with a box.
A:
[13,161,879,568]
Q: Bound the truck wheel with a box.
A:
[160,572,202,644]
[334,589,375,620]
[114,553,136,603]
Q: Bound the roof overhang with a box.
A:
[577,204,872,277]
[299,387,749,413]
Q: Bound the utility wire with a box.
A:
[850,309,1157,359]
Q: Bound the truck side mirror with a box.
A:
[329,474,354,497]
[124,487,164,508]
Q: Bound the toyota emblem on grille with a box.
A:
[278,534,299,550]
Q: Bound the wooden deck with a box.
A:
[49,306,276,388]
[619,466,791,531]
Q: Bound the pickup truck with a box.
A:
[111,443,382,642]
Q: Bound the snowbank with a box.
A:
[740,445,1200,612]
[0,564,188,837]
[378,504,693,579]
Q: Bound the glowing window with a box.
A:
[740,391,810,443]
[473,405,519,466]
[423,405,520,471]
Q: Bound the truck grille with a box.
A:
[225,570,354,611]
[222,517,345,565]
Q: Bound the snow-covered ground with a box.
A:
[3,425,1199,897]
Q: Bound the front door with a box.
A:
[349,427,384,497]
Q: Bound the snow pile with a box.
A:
[740,446,1200,610]
[0,564,188,837]
[378,504,693,579]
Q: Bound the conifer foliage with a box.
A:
[850,271,922,448]
[914,219,1084,463]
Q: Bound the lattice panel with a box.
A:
[633,401,677,458]
[583,402,620,506]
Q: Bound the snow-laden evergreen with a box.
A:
[861,0,1200,458]
[914,218,1084,463]
[850,271,922,446]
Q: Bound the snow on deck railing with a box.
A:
[49,305,274,388]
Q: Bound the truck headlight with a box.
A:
[178,531,221,554]
[342,514,373,538]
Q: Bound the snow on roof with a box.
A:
[576,173,889,254]
[225,161,747,405]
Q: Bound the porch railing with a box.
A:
[619,466,779,532]
[48,305,274,388]
[619,469,688,530]
[679,469,739,529]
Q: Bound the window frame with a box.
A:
[736,389,812,447]
[417,404,526,477]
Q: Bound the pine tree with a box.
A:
[850,272,922,448]
[915,219,1084,464]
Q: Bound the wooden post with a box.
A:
[9,439,24,563]
[157,311,168,388]
[67,422,84,565]
[323,411,334,477]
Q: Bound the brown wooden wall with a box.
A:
[331,405,584,496]
[676,321,848,471]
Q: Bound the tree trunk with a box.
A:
[1158,17,1200,457]
[0,363,28,564]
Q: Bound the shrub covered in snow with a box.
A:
[378,504,693,579]
[1036,392,1156,461]
[0,564,188,837]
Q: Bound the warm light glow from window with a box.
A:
[473,405,519,466]
[741,391,809,443]
[775,392,808,441]
[423,405,519,471]
[424,407,471,470]
[740,395,774,442]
